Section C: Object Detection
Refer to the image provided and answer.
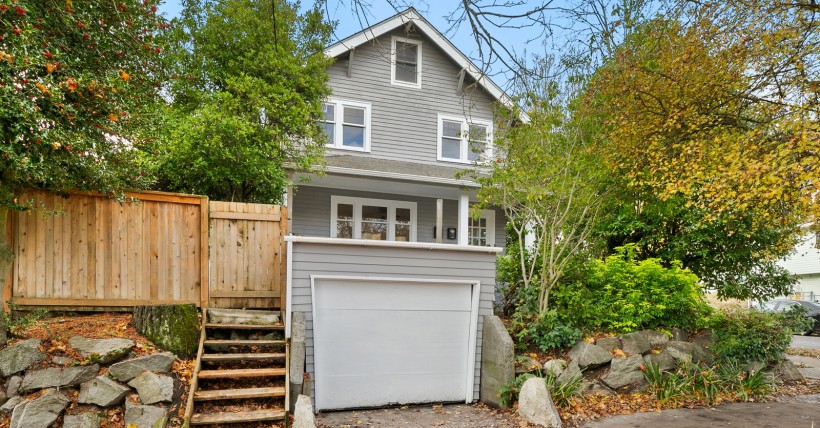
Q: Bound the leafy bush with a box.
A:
[643,360,774,406]
[581,245,712,333]
[512,310,583,352]
[708,306,810,365]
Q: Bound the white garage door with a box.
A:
[312,277,478,411]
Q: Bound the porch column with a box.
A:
[436,199,443,243]
[458,193,469,246]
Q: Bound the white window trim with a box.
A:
[469,209,496,247]
[330,195,418,242]
[322,98,372,152]
[391,36,422,89]
[437,114,494,164]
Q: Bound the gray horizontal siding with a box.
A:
[327,28,497,166]
[289,240,497,405]
[292,185,506,248]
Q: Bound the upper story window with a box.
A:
[437,114,493,163]
[320,99,371,152]
[391,36,422,88]
[330,195,418,242]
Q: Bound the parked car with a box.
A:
[758,299,820,335]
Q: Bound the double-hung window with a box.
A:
[391,36,422,88]
[437,114,492,163]
[468,209,496,247]
[331,196,417,242]
[320,99,371,151]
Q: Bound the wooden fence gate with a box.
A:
[5,191,286,311]
[207,201,287,309]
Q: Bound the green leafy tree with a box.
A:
[152,0,332,203]
[0,0,166,320]
[582,5,820,300]
[472,66,606,317]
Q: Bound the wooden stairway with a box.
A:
[184,309,289,427]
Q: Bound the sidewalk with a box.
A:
[580,394,820,427]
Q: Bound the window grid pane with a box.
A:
[441,137,461,159]
[395,41,418,84]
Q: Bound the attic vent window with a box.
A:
[391,36,422,88]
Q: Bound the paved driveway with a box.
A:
[792,334,820,350]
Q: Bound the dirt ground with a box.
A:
[317,403,519,428]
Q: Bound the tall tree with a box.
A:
[0,0,166,317]
[471,64,606,315]
[153,0,332,203]
[583,3,820,299]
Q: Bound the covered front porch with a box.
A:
[288,158,504,248]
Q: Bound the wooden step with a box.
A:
[201,352,285,362]
[190,409,285,425]
[197,368,286,379]
[194,386,286,401]
[203,339,284,346]
[205,323,283,330]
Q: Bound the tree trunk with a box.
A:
[0,207,12,347]
[133,304,200,357]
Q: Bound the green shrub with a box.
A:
[511,310,583,352]
[708,306,810,365]
[582,245,712,333]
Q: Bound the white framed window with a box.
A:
[468,209,496,247]
[320,98,371,152]
[391,36,422,88]
[437,114,493,163]
[330,196,418,242]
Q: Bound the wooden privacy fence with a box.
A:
[6,190,287,310]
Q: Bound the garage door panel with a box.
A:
[313,279,476,410]
[320,372,466,409]
[316,309,471,343]
[315,280,473,311]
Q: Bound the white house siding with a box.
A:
[326,27,497,166]
[288,239,498,404]
[780,231,820,301]
[291,185,506,248]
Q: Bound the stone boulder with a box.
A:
[568,341,612,369]
[21,365,99,391]
[0,339,46,376]
[543,359,567,379]
[9,389,69,428]
[69,337,134,364]
[124,402,168,428]
[602,356,646,390]
[557,360,582,385]
[621,332,651,355]
[479,315,514,409]
[293,394,317,428]
[595,337,621,352]
[640,330,669,349]
[128,371,174,404]
[133,304,199,357]
[1,396,21,413]
[78,376,130,407]
[63,412,103,428]
[517,377,562,428]
[643,351,676,373]
[772,360,804,382]
[665,341,696,364]
[6,376,21,398]
[109,352,175,382]
[52,356,74,366]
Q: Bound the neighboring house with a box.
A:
[779,228,820,302]
[284,8,517,412]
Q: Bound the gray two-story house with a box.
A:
[284,8,514,412]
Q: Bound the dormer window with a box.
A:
[437,114,492,163]
[392,37,422,88]
[320,98,371,152]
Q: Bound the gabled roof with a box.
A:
[325,8,521,116]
